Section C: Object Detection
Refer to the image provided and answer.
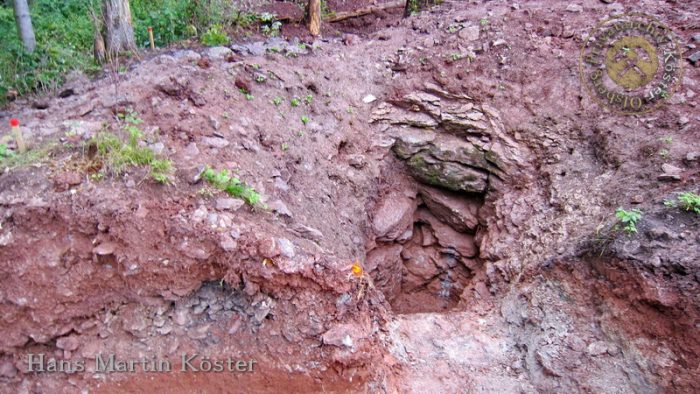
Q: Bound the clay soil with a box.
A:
[1,0,699,393]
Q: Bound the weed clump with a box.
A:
[665,191,700,215]
[615,208,642,234]
[202,167,263,207]
[88,110,172,184]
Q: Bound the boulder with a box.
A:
[205,46,233,60]
[420,186,480,232]
[401,244,440,281]
[372,193,416,241]
[407,152,488,193]
[417,209,478,258]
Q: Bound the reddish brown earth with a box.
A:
[1,0,699,393]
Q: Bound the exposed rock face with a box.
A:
[372,193,417,242]
[366,86,533,312]
[372,85,527,195]
[419,186,480,232]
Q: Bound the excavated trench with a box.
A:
[361,84,525,316]
[366,188,484,314]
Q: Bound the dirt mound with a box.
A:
[1,0,699,392]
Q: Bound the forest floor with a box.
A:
[0,0,699,393]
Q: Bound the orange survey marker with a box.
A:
[9,118,26,153]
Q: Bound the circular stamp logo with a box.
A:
[580,13,683,115]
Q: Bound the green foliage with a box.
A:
[130,0,194,47]
[271,96,283,106]
[90,111,172,184]
[290,97,300,107]
[678,192,700,214]
[258,12,281,37]
[304,94,313,105]
[615,208,642,234]
[0,143,12,160]
[202,167,263,207]
[0,0,271,104]
[0,142,55,170]
[666,191,700,214]
[200,24,229,46]
[301,115,310,125]
[0,1,98,103]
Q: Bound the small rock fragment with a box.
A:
[269,200,293,217]
[292,224,324,241]
[687,51,700,65]
[93,242,116,256]
[658,163,682,181]
[56,336,80,351]
[362,94,377,104]
[216,198,244,211]
[459,25,480,41]
[202,136,230,148]
[277,238,295,258]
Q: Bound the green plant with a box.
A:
[272,97,283,106]
[304,94,313,105]
[301,116,310,125]
[89,111,172,184]
[202,167,263,207]
[450,53,463,61]
[255,75,266,83]
[480,17,489,26]
[200,24,229,46]
[0,143,13,160]
[615,208,642,234]
[290,97,301,107]
[678,192,700,214]
[659,148,669,158]
[281,142,289,151]
[245,93,254,101]
[90,172,105,182]
[259,12,281,37]
[667,191,700,214]
[2,0,270,104]
[0,141,56,170]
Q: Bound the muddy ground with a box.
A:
[0,0,699,393]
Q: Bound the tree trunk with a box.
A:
[306,0,321,37]
[13,0,36,53]
[404,0,437,17]
[89,7,106,64]
[102,0,137,60]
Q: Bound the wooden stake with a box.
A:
[9,119,26,154]
[148,27,155,50]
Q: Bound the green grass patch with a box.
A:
[88,111,172,184]
[0,142,55,170]
[665,191,700,215]
[202,166,263,207]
